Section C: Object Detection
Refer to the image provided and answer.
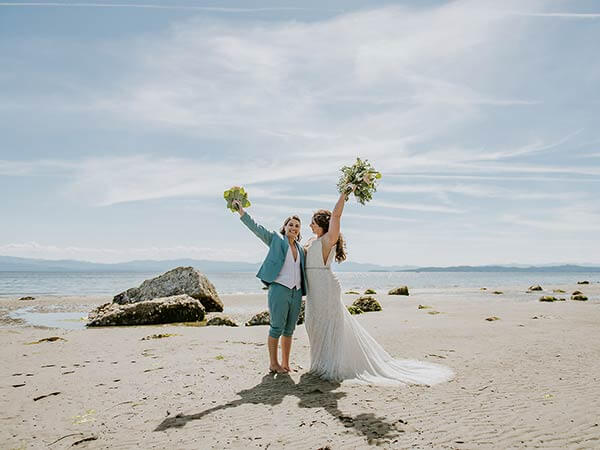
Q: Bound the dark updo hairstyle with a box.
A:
[280,215,302,242]
[312,209,347,263]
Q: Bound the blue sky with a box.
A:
[1,0,599,266]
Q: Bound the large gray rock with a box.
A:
[87,294,205,326]
[113,267,223,312]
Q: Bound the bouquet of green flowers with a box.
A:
[337,157,382,205]
[224,186,251,212]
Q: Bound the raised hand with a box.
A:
[231,199,246,216]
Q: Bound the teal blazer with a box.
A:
[240,213,307,296]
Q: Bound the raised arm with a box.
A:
[322,191,347,250]
[232,199,274,247]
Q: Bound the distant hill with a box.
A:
[403,264,600,273]
[0,256,258,273]
[2,256,600,273]
[0,255,416,273]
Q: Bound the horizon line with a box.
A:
[1,255,600,269]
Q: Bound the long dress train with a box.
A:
[304,237,454,386]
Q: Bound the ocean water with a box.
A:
[0,270,598,297]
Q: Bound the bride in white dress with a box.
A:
[304,192,454,386]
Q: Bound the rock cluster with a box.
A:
[87,267,220,327]
[245,311,270,326]
[388,286,409,296]
[206,314,239,327]
[347,305,363,315]
[352,295,382,312]
[88,294,205,327]
[539,296,566,302]
[296,299,306,325]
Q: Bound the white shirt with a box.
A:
[273,244,302,290]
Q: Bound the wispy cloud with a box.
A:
[379,182,585,202]
[0,3,331,13]
[0,159,74,176]
[60,155,342,206]
[0,241,251,263]
[369,199,465,214]
[471,129,584,161]
[501,211,600,232]
[2,0,600,265]
[84,0,540,145]
[510,12,600,19]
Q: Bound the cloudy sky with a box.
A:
[1,0,599,266]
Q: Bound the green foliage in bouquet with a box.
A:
[224,186,251,212]
[337,157,382,205]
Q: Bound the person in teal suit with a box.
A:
[232,199,307,374]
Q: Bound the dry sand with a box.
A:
[1,283,599,449]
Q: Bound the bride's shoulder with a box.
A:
[303,236,318,248]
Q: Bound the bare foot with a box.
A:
[281,364,291,373]
[269,364,285,374]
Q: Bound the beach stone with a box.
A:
[485,316,500,321]
[113,266,223,312]
[571,294,588,301]
[388,286,409,296]
[297,299,306,325]
[141,333,178,340]
[347,305,363,315]
[553,289,566,293]
[577,280,590,285]
[19,296,35,301]
[539,296,558,302]
[245,311,270,326]
[572,290,583,295]
[87,294,205,327]
[364,289,377,295]
[352,296,382,312]
[528,285,543,292]
[345,290,360,295]
[493,291,503,295]
[206,314,238,327]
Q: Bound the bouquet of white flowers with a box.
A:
[224,186,251,212]
[337,157,382,205]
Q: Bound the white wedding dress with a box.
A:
[304,237,454,386]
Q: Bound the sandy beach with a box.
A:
[1,284,599,449]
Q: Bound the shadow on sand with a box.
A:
[154,372,402,444]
